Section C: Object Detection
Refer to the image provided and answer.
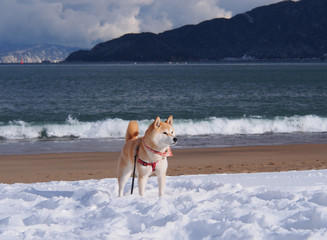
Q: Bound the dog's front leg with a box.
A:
[157,174,166,197]
[157,159,168,197]
[138,175,149,197]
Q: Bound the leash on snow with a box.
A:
[131,145,139,195]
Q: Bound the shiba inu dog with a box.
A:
[117,116,177,197]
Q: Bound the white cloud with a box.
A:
[138,0,232,33]
[219,0,283,15]
[0,0,143,47]
[0,0,281,48]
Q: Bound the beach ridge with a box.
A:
[1,144,327,184]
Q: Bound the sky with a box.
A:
[0,0,285,49]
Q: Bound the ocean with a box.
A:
[1,63,327,155]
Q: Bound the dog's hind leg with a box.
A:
[117,160,133,197]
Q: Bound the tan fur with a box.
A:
[117,116,176,197]
[125,121,139,142]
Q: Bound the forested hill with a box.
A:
[66,0,327,62]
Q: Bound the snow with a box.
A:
[1,170,327,240]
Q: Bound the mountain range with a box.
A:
[0,45,78,64]
[66,0,327,62]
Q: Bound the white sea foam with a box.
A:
[0,115,326,140]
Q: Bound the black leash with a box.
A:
[131,145,139,195]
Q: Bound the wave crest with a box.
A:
[177,115,327,135]
[0,115,326,140]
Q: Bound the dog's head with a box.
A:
[145,116,177,149]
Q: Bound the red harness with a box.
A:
[137,142,173,172]
[138,159,158,172]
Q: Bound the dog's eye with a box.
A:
[163,132,167,135]
[171,131,174,134]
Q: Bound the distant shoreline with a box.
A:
[1,59,327,65]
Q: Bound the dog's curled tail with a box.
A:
[125,121,139,142]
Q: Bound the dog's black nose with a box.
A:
[173,137,178,143]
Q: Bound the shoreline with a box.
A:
[1,144,327,184]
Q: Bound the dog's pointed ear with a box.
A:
[165,115,173,125]
[153,116,161,129]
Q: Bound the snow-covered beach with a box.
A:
[1,169,327,239]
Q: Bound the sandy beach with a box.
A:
[1,144,327,184]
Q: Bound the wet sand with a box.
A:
[1,144,327,184]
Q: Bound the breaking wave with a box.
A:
[0,115,326,141]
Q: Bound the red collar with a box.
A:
[143,140,173,157]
